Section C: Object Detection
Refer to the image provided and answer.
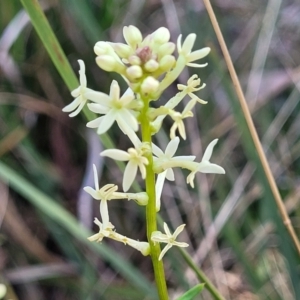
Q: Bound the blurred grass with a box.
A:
[1,0,300,300]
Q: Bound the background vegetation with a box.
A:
[0,0,299,299]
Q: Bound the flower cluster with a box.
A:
[63,26,225,259]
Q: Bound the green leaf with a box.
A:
[177,283,205,300]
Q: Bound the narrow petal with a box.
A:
[152,143,165,157]
[151,231,169,243]
[188,47,210,62]
[62,97,81,112]
[181,33,196,55]
[69,100,85,117]
[86,116,104,128]
[165,136,180,157]
[172,155,196,162]
[173,241,189,248]
[173,224,186,238]
[159,244,172,261]
[97,110,117,134]
[163,222,172,236]
[165,168,175,181]
[71,86,81,97]
[101,149,130,161]
[85,90,111,105]
[187,62,208,68]
[88,103,110,114]
[78,60,87,86]
[155,171,167,212]
[198,161,225,174]
[202,139,218,161]
[100,200,109,228]
[110,80,120,100]
[123,161,137,191]
[83,187,99,199]
[118,109,138,132]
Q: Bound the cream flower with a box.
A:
[177,34,211,68]
[84,165,117,227]
[88,218,115,243]
[151,223,189,260]
[101,145,149,192]
[177,74,207,104]
[62,60,94,117]
[187,139,225,188]
[169,99,197,140]
[88,218,150,256]
[86,80,139,136]
[152,137,195,211]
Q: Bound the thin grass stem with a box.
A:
[202,0,300,255]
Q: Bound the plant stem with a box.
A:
[140,98,169,300]
[178,248,226,300]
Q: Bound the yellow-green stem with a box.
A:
[140,98,169,300]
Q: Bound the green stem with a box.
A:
[178,248,226,300]
[140,98,169,300]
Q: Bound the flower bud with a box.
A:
[128,55,142,65]
[144,59,159,72]
[141,76,159,95]
[159,55,176,72]
[157,42,176,57]
[123,25,142,48]
[126,65,143,80]
[94,41,112,56]
[152,27,170,44]
[110,43,132,58]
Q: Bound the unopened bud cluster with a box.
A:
[63,26,225,260]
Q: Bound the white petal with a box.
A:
[173,224,186,238]
[62,97,81,112]
[78,60,87,87]
[97,110,117,134]
[172,155,196,162]
[155,171,167,212]
[186,62,208,68]
[159,244,172,261]
[163,222,172,236]
[181,33,196,55]
[188,47,210,62]
[85,90,111,105]
[165,168,175,181]
[110,80,120,100]
[123,161,138,191]
[152,143,164,157]
[197,161,225,174]
[71,86,81,97]
[165,136,179,157]
[86,116,104,128]
[118,109,138,132]
[151,231,169,243]
[101,149,130,161]
[100,200,109,228]
[88,103,109,114]
[69,100,85,117]
[83,187,99,199]
[202,139,218,161]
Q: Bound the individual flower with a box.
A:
[187,139,225,188]
[84,165,117,227]
[62,60,94,117]
[152,137,195,211]
[101,144,149,192]
[88,218,115,243]
[177,74,207,104]
[151,222,189,260]
[177,34,211,67]
[86,80,139,136]
[169,99,197,140]
[88,218,150,256]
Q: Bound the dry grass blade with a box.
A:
[202,0,300,255]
